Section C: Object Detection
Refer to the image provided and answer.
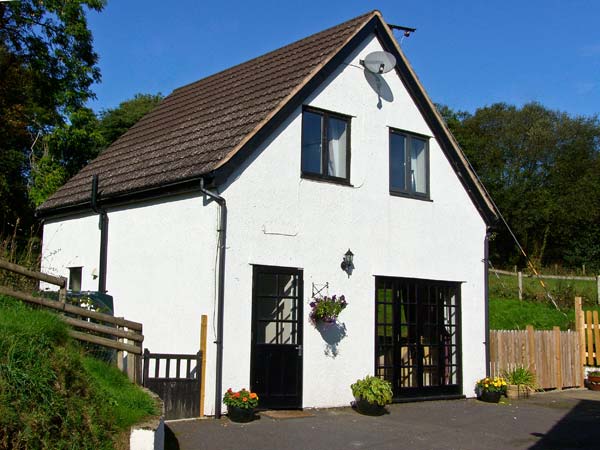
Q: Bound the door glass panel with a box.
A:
[256,273,277,296]
[278,274,297,298]
[256,320,297,344]
[256,297,298,321]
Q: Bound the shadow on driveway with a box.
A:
[529,398,600,449]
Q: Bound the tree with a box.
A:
[0,0,104,234]
[441,102,600,270]
[98,93,163,144]
[29,93,164,206]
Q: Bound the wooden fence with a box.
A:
[0,258,144,384]
[490,326,582,389]
[577,297,600,368]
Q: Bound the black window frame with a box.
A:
[301,106,352,185]
[389,128,431,200]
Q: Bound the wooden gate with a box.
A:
[143,350,202,420]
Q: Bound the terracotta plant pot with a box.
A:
[227,406,256,423]
[506,384,530,399]
[587,375,600,391]
[479,391,502,403]
[354,397,387,416]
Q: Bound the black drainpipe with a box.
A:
[91,175,109,294]
[484,228,491,377]
[199,179,227,419]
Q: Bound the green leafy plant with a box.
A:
[309,295,347,324]
[476,376,507,394]
[588,371,600,377]
[503,366,536,388]
[350,375,393,406]
[223,388,258,409]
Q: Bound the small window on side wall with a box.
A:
[68,267,82,292]
[301,107,351,183]
[389,129,430,198]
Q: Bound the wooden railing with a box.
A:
[0,258,144,383]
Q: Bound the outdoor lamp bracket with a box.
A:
[340,249,354,277]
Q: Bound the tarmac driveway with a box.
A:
[166,389,600,450]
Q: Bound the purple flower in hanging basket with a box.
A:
[309,294,348,325]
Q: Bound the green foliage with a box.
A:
[0,297,156,449]
[440,102,600,271]
[0,0,104,234]
[350,375,393,406]
[223,388,259,409]
[98,93,163,144]
[309,295,347,323]
[503,366,536,388]
[84,357,157,428]
[489,273,597,308]
[489,297,576,330]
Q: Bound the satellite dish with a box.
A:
[360,51,396,74]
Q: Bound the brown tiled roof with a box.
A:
[39,11,378,214]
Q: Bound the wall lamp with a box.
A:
[340,249,354,277]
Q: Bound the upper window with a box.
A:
[301,107,350,183]
[389,129,429,198]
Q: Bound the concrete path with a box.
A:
[166,390,600,450]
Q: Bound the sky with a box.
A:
[86,0,600,118]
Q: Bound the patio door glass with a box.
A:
[375,277,461,398]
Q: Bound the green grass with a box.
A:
[0,295,156,449]
[489,297,600,331]
[489,272,598,309]
[84,357,156,429]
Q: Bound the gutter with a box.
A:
[484,228,492,377]
[199,179,227,419]
[91,175,109,294]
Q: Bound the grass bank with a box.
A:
[0,296,156,449]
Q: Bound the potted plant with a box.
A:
[309,295,347,324]
[587,371,600,391]
[350,375,393,415]
[503,366,536,399]
[476,376,507,403]
[223,388,259,422]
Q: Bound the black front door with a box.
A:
[375,277,462,399]
[251,265,303,409]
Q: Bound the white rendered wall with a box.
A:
[42,193,220,414]
[41,32,487,415]
[218,34,487,410]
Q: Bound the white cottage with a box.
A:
[39,11,499,416]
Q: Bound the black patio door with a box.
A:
[251,265,303,409]
[375,277,462,399]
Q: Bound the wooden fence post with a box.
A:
[199,314,208,417]
[526,325,535,376]
[553,326,562,390]
[518,271,523,301]
[575,297,586,386]
[593,311,600,367]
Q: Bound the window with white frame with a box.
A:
[301,107,351,183]
[389,129,429,198]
